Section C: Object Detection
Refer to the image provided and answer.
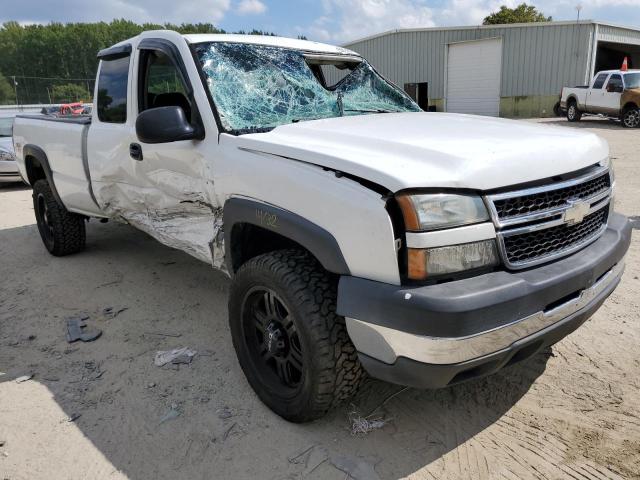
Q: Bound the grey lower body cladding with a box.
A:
[337,213,631,389]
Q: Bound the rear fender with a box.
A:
[23,144,64,206]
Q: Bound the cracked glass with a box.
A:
[194,42,420,134]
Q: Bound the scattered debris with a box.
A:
[67,413,81,423]
[27,334,36,341]
[288,444,329,475]
[15,374,33,383]
[154,347,197,367]
[160,405,181,424]
[330,454,380,480]
[216,406,235,419]
[144,331,182,338]
[147,382,156,389]
[288,444,316,464]
[66,317,102,343]
[222,422,236,441]
[102,307,128,319]
[349,409,388,436]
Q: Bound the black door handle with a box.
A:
[129,143,143,161]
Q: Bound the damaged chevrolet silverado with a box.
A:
[13,31,631,422]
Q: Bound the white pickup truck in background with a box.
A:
[13,31,631,422]
[561,69,640,127]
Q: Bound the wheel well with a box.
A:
[228,223,313,274]
[622,102,638,113]
[25,155,46,185]
[567,96,578,106]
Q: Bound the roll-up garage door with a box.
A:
[446,37,502,116]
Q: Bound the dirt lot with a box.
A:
[0,117,639,480]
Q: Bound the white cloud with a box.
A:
[0,0,231,26]
[309,0,435,43]
[301,0,640,44]
[236,0,267,15]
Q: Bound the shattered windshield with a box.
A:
[194,42,420,133]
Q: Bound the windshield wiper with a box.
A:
[343,108,394,114]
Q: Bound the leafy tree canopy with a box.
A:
[483,3,552,25]
[0,72,14,104]
[0,19,281,104]
[51,83,91,103]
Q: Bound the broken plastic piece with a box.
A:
[330,454,381,480]
[15,374,33,383]
[154,347,197,367]
[159,407,181,424]
[66,317,102,343]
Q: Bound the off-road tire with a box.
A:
[229,249,365,422]
[32,179,86,256]
[566,101,582,122]
[621,106,640,128]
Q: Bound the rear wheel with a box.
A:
[566,101,582,122]
[229,249,364,422]
[32,179,86,256]
[621,107,640,128]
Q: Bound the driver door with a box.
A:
[129,40,220,264]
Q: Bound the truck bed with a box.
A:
[13,114,104,217]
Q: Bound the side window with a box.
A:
[592,73,609,90]
[606,74,623,92]
[97,56,130,123]
[139,50,192,122]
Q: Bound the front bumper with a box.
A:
[0,160,22,183]
[337,212,631,389]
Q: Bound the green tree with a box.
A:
[51,83,91,103]
[483,3,552,25]
[0,73,15,104]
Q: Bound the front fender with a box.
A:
[223,197,350,275]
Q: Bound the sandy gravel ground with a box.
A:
[0,117,639,480]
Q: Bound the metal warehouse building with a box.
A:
[341,20,640,117]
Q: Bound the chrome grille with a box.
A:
[493,172,610,220]
[502,206,608,264]
[486,165,612,269]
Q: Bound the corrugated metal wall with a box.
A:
[598,24,640,46]
[341,23,596,100]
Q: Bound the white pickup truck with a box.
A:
[561,69,640,127]
[13,31,630,422]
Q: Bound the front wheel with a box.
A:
[566,102,582,122]
[32,179,86,256]
[228,250,364,422]
[621,107,640,128]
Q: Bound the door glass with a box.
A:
[592,73,608,90]
[97,55,130,123]
[140,50,191,122]
[606,75,623,92]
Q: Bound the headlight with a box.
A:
[0,149,15,162]
[407,240,499,280]
[396,193,490,231]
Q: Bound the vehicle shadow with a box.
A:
[0,181,30,191]
[0,220,549,480]
[539,117,625,130]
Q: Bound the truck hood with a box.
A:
[232,112,608,192]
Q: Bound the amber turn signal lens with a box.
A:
[396,194,421,231]
[407,248,428,280]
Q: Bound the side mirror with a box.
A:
[136,106,197,144]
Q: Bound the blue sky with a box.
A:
[2,0,640,44]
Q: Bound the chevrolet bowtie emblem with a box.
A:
[563,199,590,224]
